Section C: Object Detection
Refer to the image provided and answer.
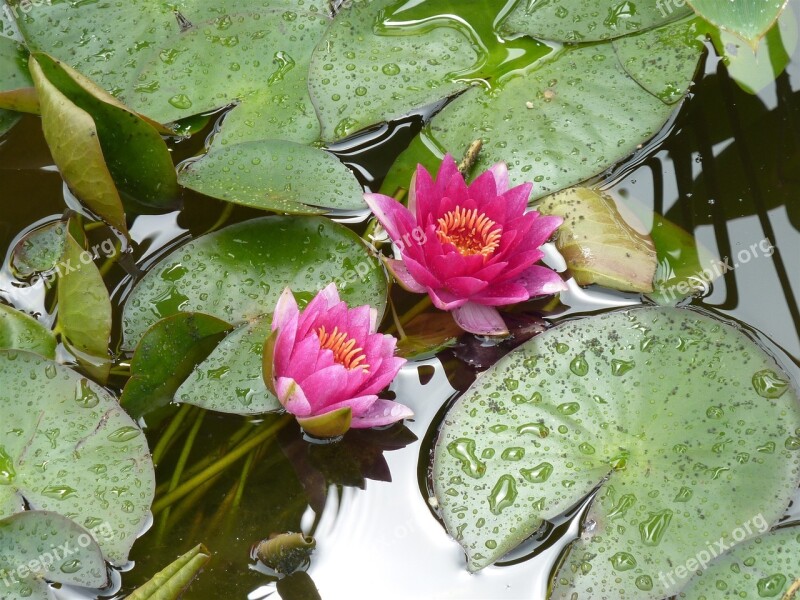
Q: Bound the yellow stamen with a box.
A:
[317,325,369,372]
[436,206,502,258]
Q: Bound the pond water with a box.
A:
[1,4,800,600]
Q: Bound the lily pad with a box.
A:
[0,303,56,358]
[537,187,657,293]
[432,307,800,600]
[121,313,233,419]
[0,350,155,565]
[388,31,702,200]
[681,525,800,599]
[502,0,693,42]
[56,234,112,379]
[177,141,364,214]
[0,36,30,136]
[128,543,211,600]
[0,511,107,600]
[688,0,789,45]
[10,221,67,277]
[175,316,279,414]
[122,216,388,349]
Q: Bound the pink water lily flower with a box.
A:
[263,284,411,438]
[365,155,566,336]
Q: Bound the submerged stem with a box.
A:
[152,414,291,513]
[385,295,433,336]
[151,404,195,466]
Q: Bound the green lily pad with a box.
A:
[688,0,789,46]
[613,16,706,103]
[537,187,657,293]
[0,350,155,565]
[502,0,693,42]
[0,304,56,358]
[122,216,387,348]
[0,511,107,599]
[432,307,800,600]
[28,56,128,235]
[56,234,112,380]
[177,141,364,214]
[10,221,67,277]
[175,316,278,414]
[0,36,30,136]
[307,0,482,141]
[128,543,211,600]
[681,525,800,599]
[121,313,233,419]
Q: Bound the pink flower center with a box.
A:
[436,206,502,258]
[317,325,369,372]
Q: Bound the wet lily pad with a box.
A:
[681,524,800,599]
[432,307,800,600]
[175,316,278,414]
[537,187,657,293]
[0,350,155,565]
[10,220,67,277]
[0,35,30,136]
[121,312,233,419]
[0,511,107,600]
[122,216,387,348]
[502,0,693,42]
[688,0,789,45]
[0,303,55,358]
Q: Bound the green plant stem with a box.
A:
[204,202,234,234]
[97,240,122,277]
[388,297,406,339]
[385,295,433,336]
[152,415,291,513]
[233,448,257,509]
[83,221,106,232]
[151,404,195,466]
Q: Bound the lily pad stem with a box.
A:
[386,295,433,336]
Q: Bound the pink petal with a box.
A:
[364,192,418,247]
[385,258,427,293]
[433,154,460,199]
[467,169,499,203]
[323,394,379,416]
[344,304,374,344]
[525,213,563,247]
[350,399,414,429]
[427,287,468,311]
[489,162,509,192]
[444,276,489,298]
[412,165,436,223]
[287,334,327,382]
[515,265,567,296]
[298,364,349,411]
[275,377,312,417]
[360,354,406,396]
[452,302,509,335]
[499,183,532,218]
[297,284,340,338]
[469,282,530,306]
[272,287,299,332]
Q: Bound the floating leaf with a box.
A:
[127,544,211,600]
[681,525,800,599]
[32,53,178,211]
[688,0,789,46]
[178,141,364,214]
[396,312,462,360]
[56,234,112,379]
[537,187,657,293]
[0,303,55,358]
[122,216,387,348]
[308,0,482,141]
[706,4,798,94]
[176,316,279,414]
[28,56,128,234]
[649,212,719,305]
[0,36,31,136]
[432,307,800,600]
[613,16,706,103]
[388,33,702,200]
[10,220,67,277]
[121,313,233,419]
[0,350,155,565]
[502,0,693,42]
[0,511,107,600]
